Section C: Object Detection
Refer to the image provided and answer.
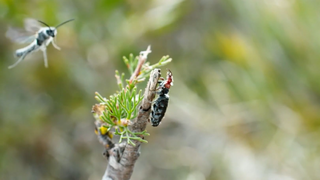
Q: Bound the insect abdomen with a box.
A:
[150,94,169,127]
[15,43,38,57]
[15,51,24,58]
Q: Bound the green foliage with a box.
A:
[122,54,172,82]
[95,88,146,146]
[93,50,171,145]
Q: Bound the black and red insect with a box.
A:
[150,70,173,127]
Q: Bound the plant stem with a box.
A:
[102,69,161,180]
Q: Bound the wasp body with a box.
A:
[6,18,74,69]
[150,70,173,127]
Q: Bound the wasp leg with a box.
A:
[42,49,48,68]
[8,52,28,69]
[52,38,61,50]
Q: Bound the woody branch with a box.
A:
[101,51,160,179]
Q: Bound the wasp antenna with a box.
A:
[37,20,51,28]
[55,19,75,29]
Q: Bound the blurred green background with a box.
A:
[1,0,320,179]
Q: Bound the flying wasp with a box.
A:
[150,70,173,127]
[6,18,74,69]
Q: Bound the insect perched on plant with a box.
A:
[150,70,173,127]
[6,18,74,69]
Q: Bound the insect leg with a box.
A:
[8,52,28,69]
[52,38,61,50]
[42,49,48,68]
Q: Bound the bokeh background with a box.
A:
[1,0,320,179]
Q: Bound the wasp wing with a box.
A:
[6,18,41,44]
[5,27,36,44]
[24,18,42,32]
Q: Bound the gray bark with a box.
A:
[102,69,161,180]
